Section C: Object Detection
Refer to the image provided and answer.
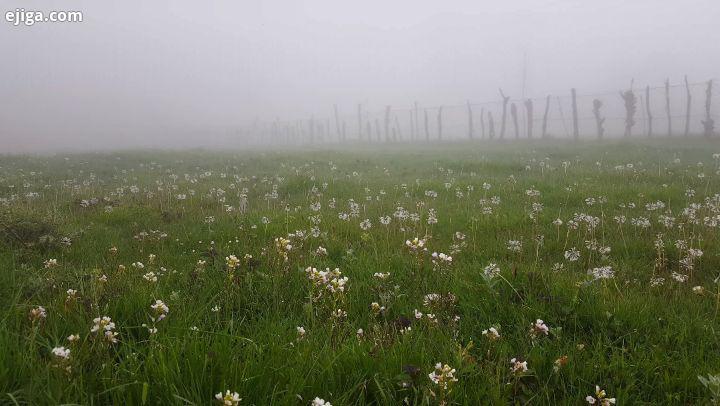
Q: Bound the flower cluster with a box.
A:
[150,299,169,322]
[215,390,241,405]
[509,358,529,375]
[428,362,458,390]
[529,319,550,338]
[29,306,47,323]
[50,346,72,373]
[431,252,453,270]
[91,316,118,344]
[274,237,293,262]
[305,267,349,296]
[586,386,616,405]
[405,237,427,253]
[482,326,501,341]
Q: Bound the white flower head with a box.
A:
[215,390,241,405]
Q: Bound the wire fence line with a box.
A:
[245,78,718,144]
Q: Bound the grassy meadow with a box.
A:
[1,139,720,405]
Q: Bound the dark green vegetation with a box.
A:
[1,139,719,405]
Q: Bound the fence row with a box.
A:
[242,78,717,144]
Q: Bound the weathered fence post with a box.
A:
[620,84,637,137]
[437,106,444,140]
[394,115,402,141]
[524,99,533,139]
[410,108,415,142]
[334,104,341,142]
[684,75,692,137]
[665,79,672,136]
[592,99,605,139]
[542,95,550,139]
[357,104,363,142]
[499,89,509,139]
[467,101,474,139]
[488,112,496,139]
[571,88,579,140]
[309,116,315,143]
[511,103,519,139]
[645,86,653,137]
[480,108,486,139]
[424,109,430,141]
[703,79,715,137]
[414,102,419,142]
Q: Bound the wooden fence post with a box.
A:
[410,108,415,142]
[620,84,637,137]
[556,96,569,138]
[524,99,533,139]
[357,104,363,141]
[684,75,691,137]
[499,89,510,139]
[414,102,419,142]
[703,79,715,137]
[511,103,519,139]
[571,88,579,140]
[665,79,672,136]
[309,116,315,143]
[384,106,391,142]
[334,104,341,142]
[592,99,605,139]
[480,108,486,139]
[424,109,430,141]
[467,101,474,139]
[488,112,496,139]
[394,115,402,141]
[437,106,444,140]
[542,95,550,139]
[645,86,653,137]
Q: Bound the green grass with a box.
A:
[1,138,720,405]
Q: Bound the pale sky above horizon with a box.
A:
[1,0,718,151]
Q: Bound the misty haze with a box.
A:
[1,0,719,150]
[1,1,720,405]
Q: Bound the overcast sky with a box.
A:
[1,0,718,151]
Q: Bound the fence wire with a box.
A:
[249,80,718,144]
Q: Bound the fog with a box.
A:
[1,0,718,152]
